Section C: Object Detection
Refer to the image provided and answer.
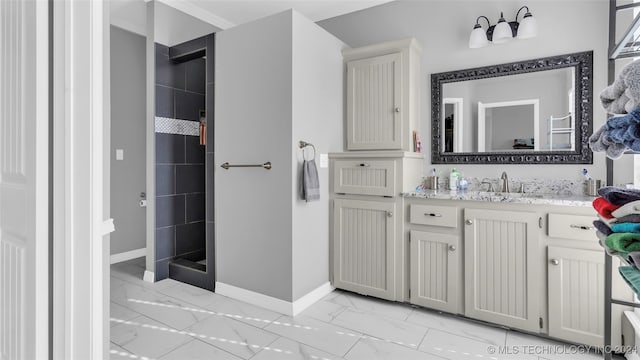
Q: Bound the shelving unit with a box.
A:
[548,113,574,150]
[604,1,640,359]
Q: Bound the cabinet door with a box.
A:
[346,53,402,150]
[548,246,603,346]
[410,231,460,313]
[464,208,540,332]
[333,199,396,300]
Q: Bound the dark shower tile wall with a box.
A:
[155,41,206,280]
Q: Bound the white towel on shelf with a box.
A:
[302,159,320,202]
[612,200,640,218]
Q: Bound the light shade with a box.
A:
[492,15,513,44]
[517,13,537,39]
[469,25,489,48]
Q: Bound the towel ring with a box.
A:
[299,140,316,161]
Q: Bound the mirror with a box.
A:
[431,51,593,164]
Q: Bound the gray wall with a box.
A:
[291,12,346,301]
[216,11,294,301]
[110,26,147,255]
[215,10,344,302]
[319,0,610,182]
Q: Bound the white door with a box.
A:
[464,208,540,333]
[0,1,49,359]
[333,199,396,300]
[410,231,460,313]
[548,246,604,347]
[346,53,402,150]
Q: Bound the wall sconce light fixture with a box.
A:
[468,6,537,49]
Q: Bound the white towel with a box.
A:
[612,200,640,218]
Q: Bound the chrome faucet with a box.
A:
[500,171,510,193]
[480,179,495,192]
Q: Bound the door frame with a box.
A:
[52,1,109,359]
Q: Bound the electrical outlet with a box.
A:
[116,149,124,160]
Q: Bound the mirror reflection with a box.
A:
[442,68,574,153]
[431,51,592,165]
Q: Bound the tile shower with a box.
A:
[154,36,212,283]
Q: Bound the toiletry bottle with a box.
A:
[449,168,459,190]
[458,173,468,191]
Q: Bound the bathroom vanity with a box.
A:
[331,184,632,348]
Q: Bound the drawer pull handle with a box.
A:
[424,213,443,217]
[358,163,370,167]
[550,259,560,266]
[465,219,473,225]
[448,245,456,252]
[569,224,593,230]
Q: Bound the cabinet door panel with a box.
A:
[346,53,402,150]
[548,246,603,346]
[464,208,540,332]
[410,231,460,313]
[333,199,395,300]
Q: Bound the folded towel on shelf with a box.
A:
[594,220,613,236]
[598,186,640,206]
[600,59,640,114]
[612,222,640,233]
[589,124,628,159]
[593,197,621,219]
[616,214,640,223]
[619,266,640,296]
[302,159,320,202]
[606,232,640,252]
[598,231,620,256]
[606,109,640,151]
[612,200,640,218]
[598,213,619,226]
[629,252,640,269]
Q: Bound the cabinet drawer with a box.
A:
[410,204,458,228]
[548,213,597,242]
[333,160,396,196]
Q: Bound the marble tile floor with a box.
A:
[110,258,624,360]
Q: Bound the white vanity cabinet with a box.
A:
[547,246,604,346]
[333,198,397,300]
[330,151,423,301]
[464,208,541,333]
[343,38,421,151]
[545,212,611,347]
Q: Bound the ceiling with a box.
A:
[110,0,394,46]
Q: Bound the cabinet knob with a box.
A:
[448,245,456,252]
[550,259,560,266]
[387,211,393,218]
[395,107,401,113]
[465,219,473,225]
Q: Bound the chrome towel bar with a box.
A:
[220,162,272,170]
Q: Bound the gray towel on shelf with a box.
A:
[597,231,619,256]
[593,220,613,236]
[599,186,640,206]
[600,58,640,114]
[629,252,640,269]
[616,214,640,223]
[302,159,320,202]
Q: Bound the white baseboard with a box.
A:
[215,282,334,316]
[292,282,335,316]
[110,247,146,264]
[143,270,155,283]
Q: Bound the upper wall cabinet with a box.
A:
[343,38,422,151]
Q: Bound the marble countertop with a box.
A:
[403,190,596,207]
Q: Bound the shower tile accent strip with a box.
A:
[155,116,200,136]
